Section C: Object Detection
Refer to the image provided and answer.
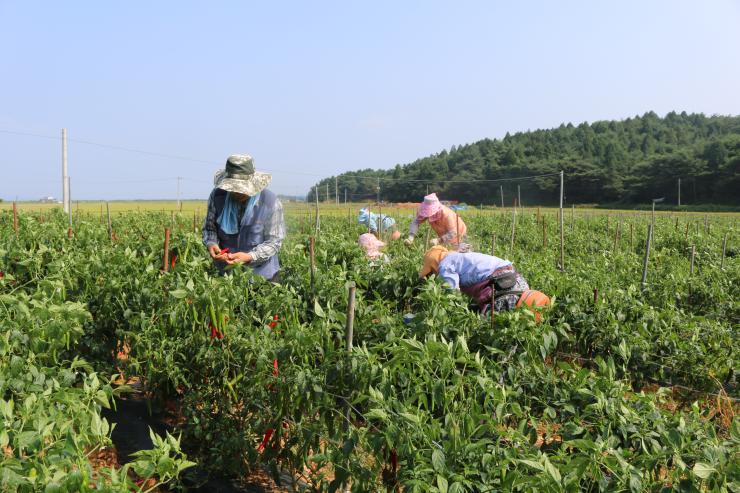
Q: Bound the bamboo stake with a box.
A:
[162,227,171,272]
[689,245,696,276]
[720,233,728,269]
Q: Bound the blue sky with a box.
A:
[1,1,739,200]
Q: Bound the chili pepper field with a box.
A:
[1,206,738,492]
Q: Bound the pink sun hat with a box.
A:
[359,233,386,258]
[417,193,443,218]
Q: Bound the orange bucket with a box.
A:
[515,290,550,322]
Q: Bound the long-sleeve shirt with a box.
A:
[408,205,467,244]
[202,190,285,264]
[437,252,512,290]
[359,212,396,233]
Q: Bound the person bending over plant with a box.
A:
[419,245,550,320]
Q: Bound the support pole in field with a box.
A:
[162,227,171,272]
[684,222,689,243]
[193,211,197,232]
[62,128,69,214]
[335,177,338,205]
[517,184,521,211]
[13,201,18,235]
[344,188,347,204]
[106,202,113,241]
[341,283,356,493]
[326,182,329,203]
[629,222,634,252]
[500,185,504,209]
[559,170,565,271]
[455,213,460,248]
[490,286,495,331]
[641,224,653,287]
[314,187,320,235]
[675,216,679,231]
[689,245,696,276]
[593,289,598,304]
[704,214,709,234]
[309,236,316,296]
[721,233,728,269]
[542,219,547,249]
[509,208,516,253]
[491,233,496,256]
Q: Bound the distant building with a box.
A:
[39,196,60,203]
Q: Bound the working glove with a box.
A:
[403,236,415,246]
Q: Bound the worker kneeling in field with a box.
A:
[358,208,401,240]
[419,246,550,320]
[358,233,388,263]
[404,193,468,251]
[202,154,285,281]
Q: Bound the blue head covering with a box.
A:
[217,192,261,234]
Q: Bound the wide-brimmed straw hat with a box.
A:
[419,245,450,278]
[417,193,443,218]
[213,154,272,196]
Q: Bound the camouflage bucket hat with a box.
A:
[213,154,272,196]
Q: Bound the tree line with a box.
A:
[308,111,740,206]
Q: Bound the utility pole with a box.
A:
[500,185,504,208]
[677,178,681,207]
[376,177,380,205]
[335,177,338,204]
[344,188,347,204]
[62,128,69,213]
[326,182,329,203]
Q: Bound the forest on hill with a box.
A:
[308,112,740,206]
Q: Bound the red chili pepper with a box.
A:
[268,314,279,329]
[258,428,274,452]
[170,255,177,269]
[209,321,224,340]
[272,358,279,377]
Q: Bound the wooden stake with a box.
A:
[629,222,634,252]
[490,285,495,331]
[491,233,496,256]
[510,208,516,253]
[162,227,171,272]
[542,219,547,249]
[12,202,18,235]
[641,224,653,287]
[593,289,598,304]
[720,233,728,269]
[689,245,696,276]
[684,222,689,243]
[309,236,316,296]
[67,227,73,239]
